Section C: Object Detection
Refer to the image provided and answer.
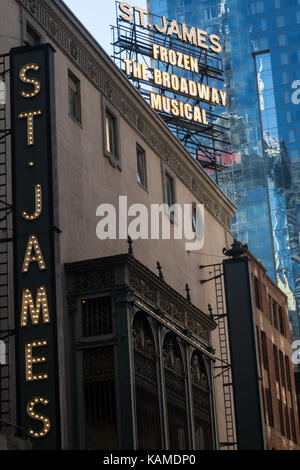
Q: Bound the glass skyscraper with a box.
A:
[149,0,300,342]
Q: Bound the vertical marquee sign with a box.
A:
[10,44,60,449]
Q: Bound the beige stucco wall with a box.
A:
[0,0,22,52]
[53,46,233,308]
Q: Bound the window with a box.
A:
[272,301,278,328]
[288,129,296,143]
[0,340,5,365]
[161,169,177,223]
[259,38,269,49]
[291,149,300,161]
[261,331,269,370]
[285,355,291,391]
[280,52,289,65]
[133,315,162,449]
[0,80,5,106]
[102,98,121,168]
[281,71,290,85]
[137,145,147,189]
[105,113,115,155]
[201,7,218,21]
[261,19,267,31]
[286,110,293,124]
[83,346,118,449]
[68,71,81,124]
[256,326,262,363]
[249,1,265,14]
[192,203,197,232]
[254,276,262,309]
[273,345,280,382]
[26,24,41,46]
[176,14,185,23]
[278,34,287,47]
[285,406,291,440]
[291,410,297,443]
[278,400,285,435]
[268,295,272,323]
[279,350,286,387]
[283,90,291,104]
[163,334,189,449]
[165,173,175,207]
[81,296,113,337]
[276,16,285,27]
[278,306,285,335]
[266,389,274,427]
[256,1,265,13]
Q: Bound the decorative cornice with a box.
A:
[65,253,216,337]
[68,266,214,355]
[74,270,115,290]
[18,0,234,230]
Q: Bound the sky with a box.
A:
[63,0,147,56]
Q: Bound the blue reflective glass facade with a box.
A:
[149,0,300,339]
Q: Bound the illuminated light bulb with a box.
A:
[21,285,50,327]
[19,63,41,98]
[18,109,42,145]
[27,396,51,438]
[22,234,46,272]
[21,185,42,221]
[25,340,48,382]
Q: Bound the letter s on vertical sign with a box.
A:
[27,397,51,438]
[19,63,41,98]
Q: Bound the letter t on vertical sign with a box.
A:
[10,44,61,449]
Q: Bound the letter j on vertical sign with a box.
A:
[10,44,61,449]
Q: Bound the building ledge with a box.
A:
[0,432,32,450]
[65,252,217,351]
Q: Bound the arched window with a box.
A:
[163,333,188,450]
[133,313,161,449]
[191,351,213,449]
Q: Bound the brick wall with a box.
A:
[249,252,300,450]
